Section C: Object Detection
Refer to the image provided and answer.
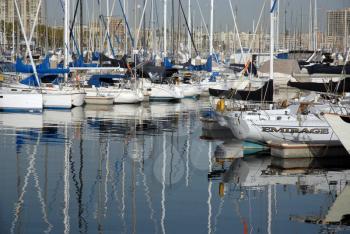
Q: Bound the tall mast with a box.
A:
[107,0,111,55]
[64,0,70,81]
[188,0,191,58]
[313,0,317,51]
[3,0,6,51]
[80,0,83,54]
[12,0,16,60]
[209,0,213,56]
[308,0,312,50]
[163,0,167,57]
[124,0,128,54]
[270,0,275,81]
[276,0,279,50]
[344,9,348,51]
[151,0,155,55]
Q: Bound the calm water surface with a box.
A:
[0,98,350,233]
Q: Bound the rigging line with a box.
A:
[99,15,116,58]
[118,0,135,47]
[195,0,209,36]
[69,0,82,56]
[178,0,199,56]
[135,0,149,50]
[247,0,268,57]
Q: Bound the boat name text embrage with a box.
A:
[262,127,329,134]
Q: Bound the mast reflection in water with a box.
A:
[0,99,350,233]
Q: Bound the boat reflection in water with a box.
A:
[210,150,350,232]
[1,99,350,233]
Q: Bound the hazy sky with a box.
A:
[48,0,350,33]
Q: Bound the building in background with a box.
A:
[0,0,45,44]
[327,8,350,52]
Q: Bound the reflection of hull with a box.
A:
[84,104,150,120]
[149,102,182,118]
[220,155,350,194]
[43,107,84,124]
[214,140,243,160]
[201,117,234,140]
[0,112,43,128]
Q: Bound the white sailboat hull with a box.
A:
[224,109,340,145]
[85,87,144,104]
[43,91,72,109]
[149,84,184,101]
[0,90,43,111]
[181,84,201,98]
[71,92,86,107]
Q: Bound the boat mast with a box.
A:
[276,0,279,50]
[209,0,213,56]
[308,0,312,50]
[344,9,348,52]
[151,0,155,56]
[270,0,275,81]
[80,0,83,55]
[313,0,317,51]
[163,0,167,58]
[107,0,111,56]
[64,0,70,81]
[124,0,128,54]
[2,0,6,52]
[187,0,191,58]
[12,0,15,61]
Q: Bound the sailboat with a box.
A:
[0,84,43,111]
[0,0,43,112]
[220,0,346,149]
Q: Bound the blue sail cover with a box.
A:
[92,52,100,61]
[164,57,173,69]
[188,55,212,72]
[15,57,70,74]
[20,74,63,87]
[71,55,98,67]
[87,74,129,87]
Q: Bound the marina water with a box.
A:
[1,98,350,233]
